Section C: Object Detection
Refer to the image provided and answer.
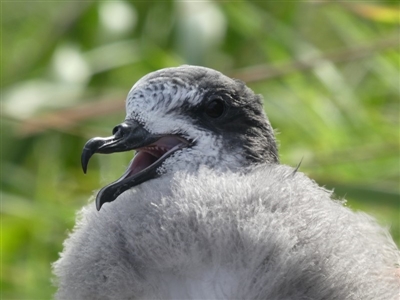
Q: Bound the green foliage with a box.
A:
[2,1,399,299]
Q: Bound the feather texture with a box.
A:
[53,165,400,299]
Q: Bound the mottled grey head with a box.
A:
[82,65,278,210]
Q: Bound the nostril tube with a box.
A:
[113,122,136,138]
[112,125,121,136]
[112,124,129,136]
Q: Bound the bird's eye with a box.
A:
[205,98,225,118]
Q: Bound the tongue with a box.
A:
[127,136,185,177]
[128,151,158,176]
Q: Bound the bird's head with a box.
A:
[82,65,278,210]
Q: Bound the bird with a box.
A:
[53,65,400,299]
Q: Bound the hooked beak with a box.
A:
[82,120,190,211]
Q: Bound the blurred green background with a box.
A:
[2,1,399,299]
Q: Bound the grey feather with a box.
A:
[53,66,400,300]
[53,166,399,299]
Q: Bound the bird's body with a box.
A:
[53,66,400,299]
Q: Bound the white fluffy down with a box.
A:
[53,165,400,299]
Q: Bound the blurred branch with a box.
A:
[16,97,125,137]
[15,36,398,137]
[230,36,399,83]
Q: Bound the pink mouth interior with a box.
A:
[125,136,187,178]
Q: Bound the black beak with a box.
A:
[81,120,160,210]
[81,120,157,173]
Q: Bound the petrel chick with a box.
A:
[53,65,399,300]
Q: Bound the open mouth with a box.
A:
[126,136,189,179]
[118,135,189,186]
[81,120,191,210]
